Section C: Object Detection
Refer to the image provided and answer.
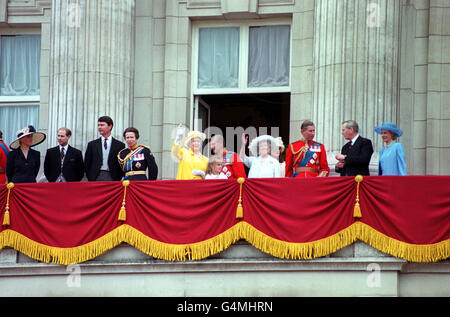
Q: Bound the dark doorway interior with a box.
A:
[201,93,290,155]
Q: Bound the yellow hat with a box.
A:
[182,130,206,148]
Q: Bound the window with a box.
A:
[192,19,291,94]
[0,34,40,146]
[247,25,290,88]
[1,35,41,96]
[198,27,240,89]
[0,105,39,145]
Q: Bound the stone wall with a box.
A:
[1,242,449,296]
[1,0,449,179]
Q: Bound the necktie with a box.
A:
[104,138,108,150]
[60,147,65,160]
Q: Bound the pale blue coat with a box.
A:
[378,142,407,176]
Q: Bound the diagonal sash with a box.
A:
[0,142,9,157]
[292,142,320,177]
[297,147,315,168]
[121,146,145,172]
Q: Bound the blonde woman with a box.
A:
[204,155,227,179]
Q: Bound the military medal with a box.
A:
[135,162,141,169]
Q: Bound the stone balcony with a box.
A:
[1,241,449,297]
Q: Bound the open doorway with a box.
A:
[194,93,290,156]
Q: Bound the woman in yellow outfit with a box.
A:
[172,125,208,180]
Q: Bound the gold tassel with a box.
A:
[118,206,126,222]
[3,211,9,226]
[353,203,361,218]
[236,177,245,219]
[3,183,14,226]
[118,180,130,221]
[353,175,363,218]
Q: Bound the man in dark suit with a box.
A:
[44,127,84,182]
[84,116,125,181]
[335,120,373,176]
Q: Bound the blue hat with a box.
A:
[374,122,403,137]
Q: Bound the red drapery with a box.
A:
[1,176,449,264]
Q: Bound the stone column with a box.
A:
[426,1,450,174]
[161,0,191,179]
[398,0,429,175]
[312,0,401,171]
[290,0,315,142]
[48,0,135,151]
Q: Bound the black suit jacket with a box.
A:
[44,145,84,182]
[6,148,40,183]
[336,136,374,176]
[84,137,125,181]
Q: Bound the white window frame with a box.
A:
[0,30,41,104]
[0,102,40,146]
[191,18,292,96]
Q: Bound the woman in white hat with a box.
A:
[239,133,281,178]
[271,136,286,177]
[171,124,208,180]
[6,125,46,183]
[374,122,406,176]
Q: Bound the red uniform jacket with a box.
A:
[220,151,246,179]
[285,139,329,178]
[0,140,9,184]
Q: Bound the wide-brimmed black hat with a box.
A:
[10,125,46,150]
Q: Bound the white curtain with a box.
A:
[0,105,39,147]
[0,35,41,96]
[198,27,240,89]
[248,25,290,87]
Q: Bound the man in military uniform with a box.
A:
[285,120,329,178]
[210,134,246,179]
[118,127,158,181]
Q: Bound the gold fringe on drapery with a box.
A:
[237,221,358,259]
[354,222,450,263]
[1,222,449,264]
[236,222,450,263]
[0,224,244,264]
[0,227,126,265]
[123,224,242,261]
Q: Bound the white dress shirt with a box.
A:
[350,134,360,146]
[100,136,112,171]
[56,144,69,182]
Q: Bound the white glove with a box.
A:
[192,169,205,178]
[175,124,185,144]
